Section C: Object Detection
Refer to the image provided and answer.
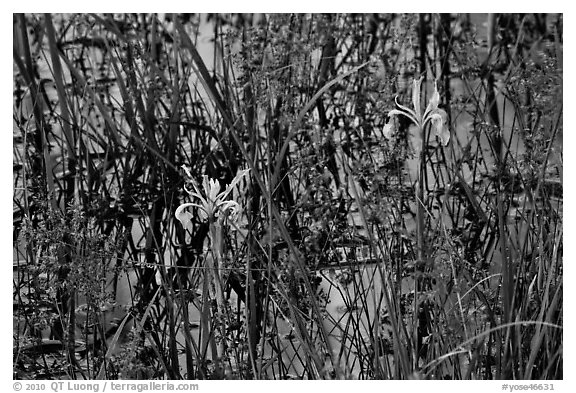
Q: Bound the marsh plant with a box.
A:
[13,13,562,380]
[15,202,122,378]
[175,167,250,373]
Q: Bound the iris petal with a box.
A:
[217,200,240,219]
[412,77,424,122]
[209,178,221,202]
[175,203,199,230]
[220,169,250,201]
[430,110,450,146]
[393,98,419,125]
[383,122,396,139]
[202,175,211,197]
[424,82,440,119]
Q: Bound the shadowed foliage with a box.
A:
[13,13,562,380]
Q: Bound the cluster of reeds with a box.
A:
[13,13,562,380]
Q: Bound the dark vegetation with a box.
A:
[13,13,562,380]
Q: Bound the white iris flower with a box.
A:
[175,167,250,231]
[383,76,450,146]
